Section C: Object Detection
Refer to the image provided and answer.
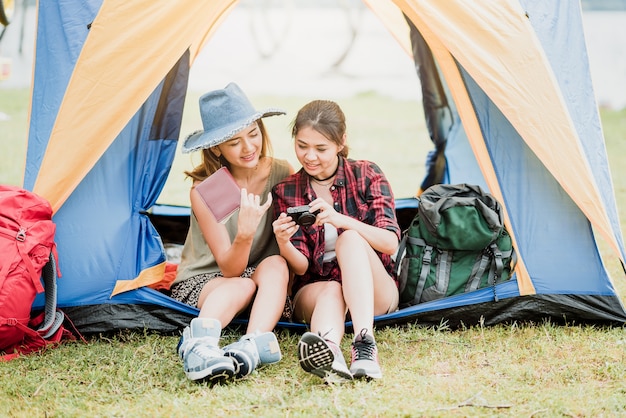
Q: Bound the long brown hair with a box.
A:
[291,100,349,158]
[184,119,274,182]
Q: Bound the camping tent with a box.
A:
[25,0,626,333]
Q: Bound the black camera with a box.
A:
[287,205,319,227]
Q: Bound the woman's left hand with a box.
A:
[237,189,273,239]
[309,197,342,228]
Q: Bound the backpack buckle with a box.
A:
[16,228,26,242]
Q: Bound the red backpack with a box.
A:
[0,185,78,360]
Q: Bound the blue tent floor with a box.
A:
[61,292,626,335]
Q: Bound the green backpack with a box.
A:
[395,184,516,308]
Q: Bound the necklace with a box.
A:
[311,164,339,185]
[311,178,334,187]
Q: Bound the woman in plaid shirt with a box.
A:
[272,100,400,382]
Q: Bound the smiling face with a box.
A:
[291,100,349,179]
[214,121,263,169]
[294,126,343,179]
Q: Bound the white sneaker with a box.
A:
[223,331,282,378]
[178,318,235,383]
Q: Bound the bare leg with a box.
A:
[293,281,346,345]
[246,255,290,333]
[335,230,398,336]
[197,276,256,327]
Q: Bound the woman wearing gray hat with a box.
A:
[171,83,293,383]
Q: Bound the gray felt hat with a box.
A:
[182,82,286,153]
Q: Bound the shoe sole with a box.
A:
[185,360,236,383]
[298,332,352,382]
[351,367,383,380]
[224,349,257,378]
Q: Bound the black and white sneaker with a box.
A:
[298,332,353,383]
[350,328,382,379]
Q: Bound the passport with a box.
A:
[194,167,240,223]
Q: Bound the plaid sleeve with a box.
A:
[271,181,290,221]
[363,161,401,239]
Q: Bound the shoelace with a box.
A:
[183,336,221,359]
[352,328,377,361]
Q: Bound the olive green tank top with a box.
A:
[174,158,290,284]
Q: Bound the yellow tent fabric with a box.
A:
[32,0,239,213]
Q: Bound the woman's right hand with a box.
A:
[272,212,298,245]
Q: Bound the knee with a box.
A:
[237,277,257,298]
[255,255,289,288]
[318,281,343,300]
[336,230,367,254]
[265,254,289,274]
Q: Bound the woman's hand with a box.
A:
[272,212,299,245]
[273,211,309,276]
[308,197,343,228]
[237,188,272,240]
[309,197,398,255]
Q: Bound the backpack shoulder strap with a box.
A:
[36,252,61,336]
[414,245,434,304]
[466,252,492,294]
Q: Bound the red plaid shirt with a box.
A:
[272,157,400,295]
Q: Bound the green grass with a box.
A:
[1,323,625,417]
[0,88,29,187]
[1,88,626,417]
